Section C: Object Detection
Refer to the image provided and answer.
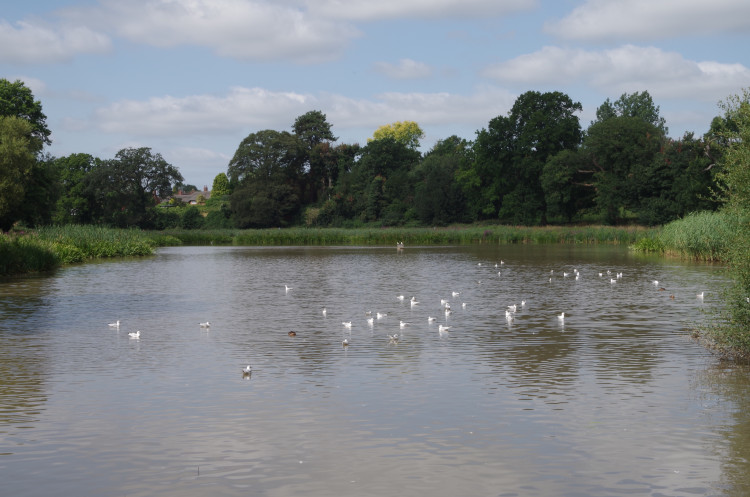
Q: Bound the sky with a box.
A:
[2,0,749,188]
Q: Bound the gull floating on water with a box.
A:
[342,338,349,346]
[397,295,405,301]
[388,334,399,343]
[697,292,705,299]
[438,325,451,332]
[322,307,327,316]
[199,322,210,328]
[452,291,460,297]
[400,321,408,329]
[558,312,565,321]
[285,285,293,292]
[367,317,374,325]
[508,304,517,313]
[108,320,120,328]
[428,316,436,322]
[342,321,352,329]
[128,331,140,339]
[242,365,252,374]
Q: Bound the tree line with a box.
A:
[0,78,731,231]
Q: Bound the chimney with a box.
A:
[204,185,208,192]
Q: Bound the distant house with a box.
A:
[167,186,211,205]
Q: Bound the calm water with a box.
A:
[1,244,749,497]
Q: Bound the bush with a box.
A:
[180,206,204,229]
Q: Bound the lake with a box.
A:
[1,244,749,497]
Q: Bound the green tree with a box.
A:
[413,136,471,225]
[593,91,668,135]
[0,116,39,230]
[54,153,100,224]
[468,91,582,224]
[293,110,337,150]
[370,121,424,150]
[228,130,304,186]
[211,172,231,197]
[0,78,51,145]
[351,138,420,222]
[84,147,183,228]
[541,149,594,223]
[582,116,663,223]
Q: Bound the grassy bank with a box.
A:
[154,224,653,247]
[1,225,160,276]
[630,211,735,261]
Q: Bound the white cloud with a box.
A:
[547,0,750,42]
[0,19,111,63]
[373,59,433,79]
[60,0,360,63]
[91,85,516,139]
[311,0,535,20]
[483,45,750,102]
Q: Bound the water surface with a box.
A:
[1,244,749,497]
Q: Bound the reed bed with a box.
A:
[1,225,157,276]
[656,211,736,261]
[157,225,652,247]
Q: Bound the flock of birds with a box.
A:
[106,246,720,378]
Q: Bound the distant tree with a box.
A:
[0,116,40,230]
[292,110,337,150]
[370,121,424,150]
[467,91,582,224]
[593,91,668,135]
[582,116,663,223]
[228,129,305,186]
[181,206,204,229]
[211,172,231,197]
[84,147,183,228]
[541,149,594,223]
[54,153,100,224]
[0,78,51,145]
[413,136,471,225]
[352,138,420,222]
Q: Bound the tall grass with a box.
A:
[1,225,157,276]
[156,225,651,247]
[656,211,735,261]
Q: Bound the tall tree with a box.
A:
[593,91,668,135]
[370,121,424,150]
[0,116,40,230]
[468,91,582,224]
[211,172,231,197]
[292,110,337,150]
[54,153,100,224]
[0,78,51,146]
[413,136,471,225]
[84,147,182,228]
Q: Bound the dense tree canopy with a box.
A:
[0,78,51,146]
[0,116,40,230]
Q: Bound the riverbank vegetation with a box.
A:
[0,226,160,275]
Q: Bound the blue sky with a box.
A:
[2,0,749,188]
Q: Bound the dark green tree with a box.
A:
[582,116,663,223]
[593,91,668,135]
[413,136,471,225]
[54,153,100,224]
[293,110,337,150]
[0,78,51,145]
[0,116,41,230]
[467,91,582,224]
[83,147,183,228]
[541,149,594,223]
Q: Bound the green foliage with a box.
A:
[593,90,668,135]
[656,211,733,261]
[0,78,51,145]
[180,206,204,229]
[370,121,424,150]
[0,116,39,230]
[211,172,231,197]
[83,147,183,228]
[293,110,337,149]
[0,226,156,275]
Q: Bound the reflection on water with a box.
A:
[1,244,749,496]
